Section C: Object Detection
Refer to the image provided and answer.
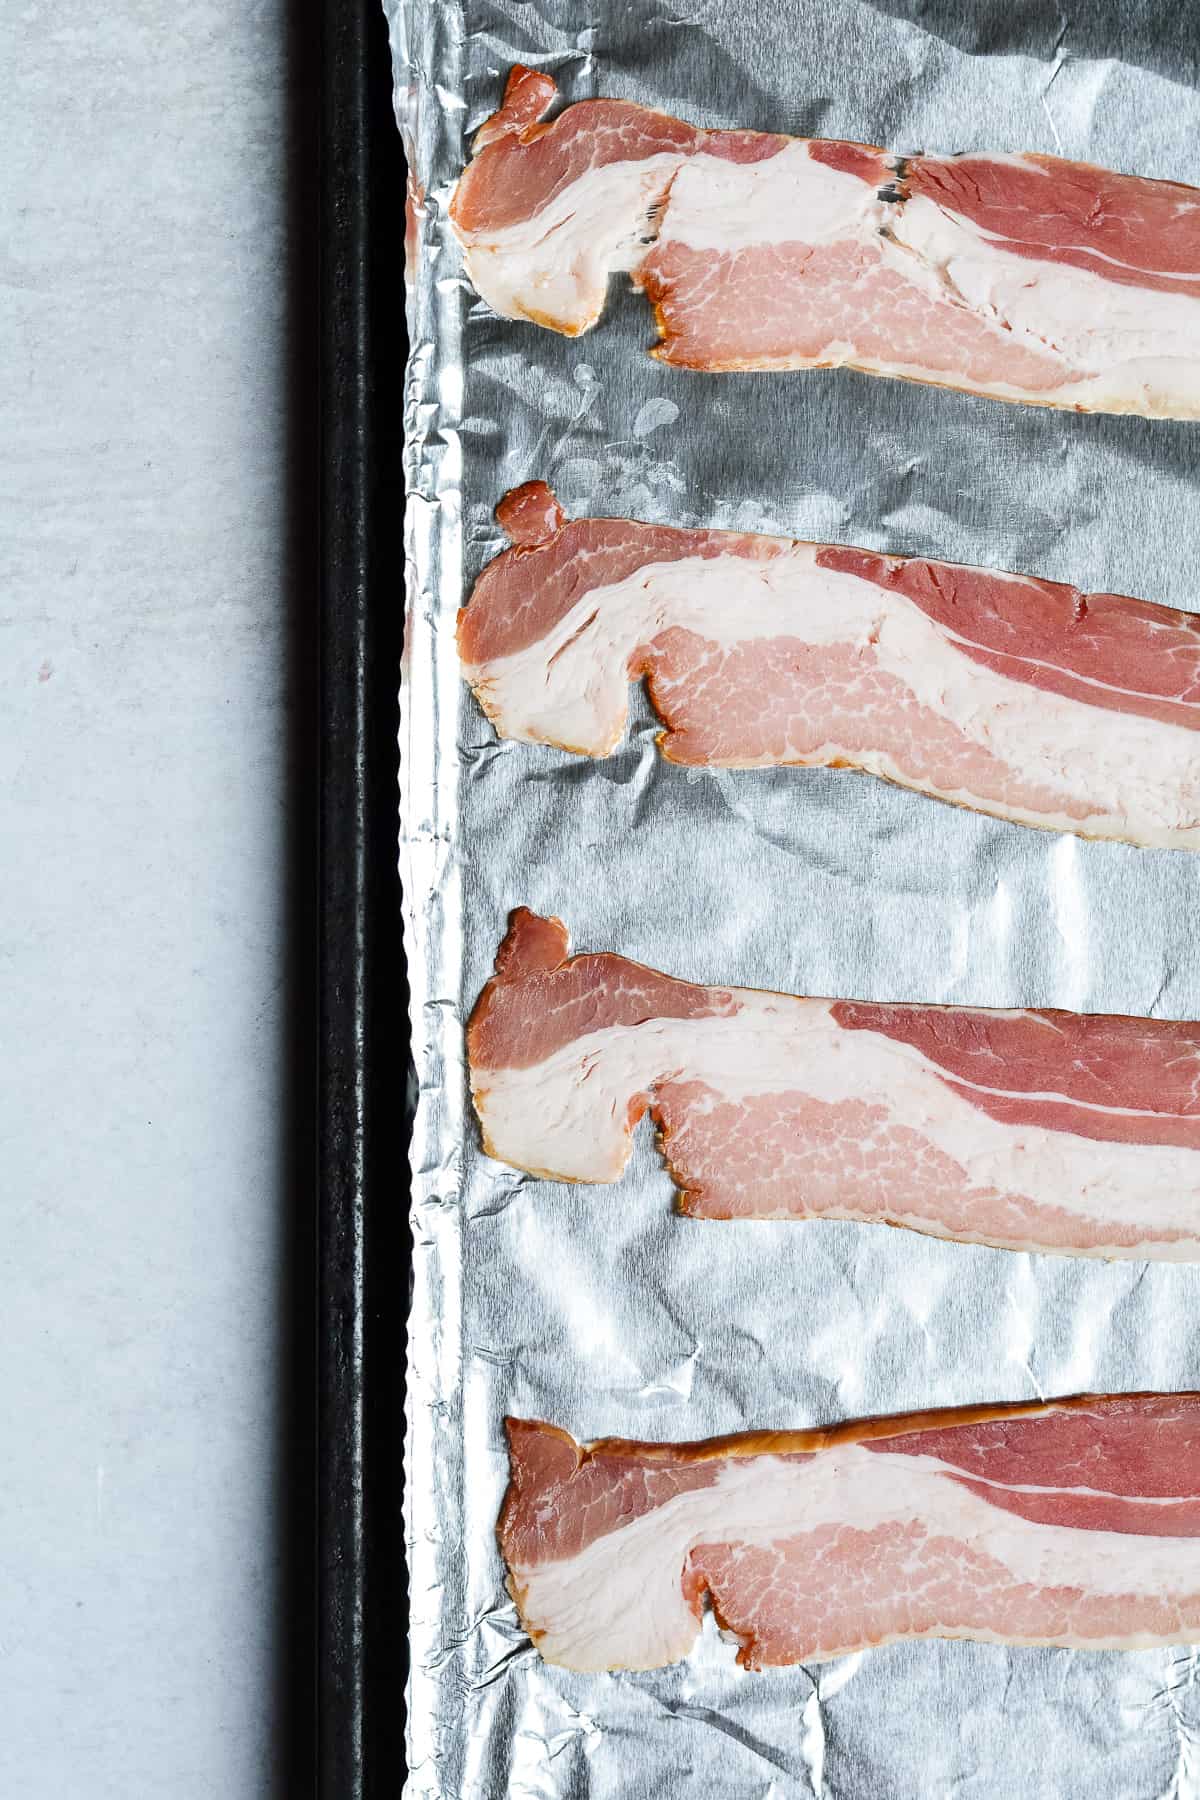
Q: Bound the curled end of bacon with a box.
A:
[472,65,559,152]
[494,480,567,548]
[494,906,570,980]
[497,1416,583,1651]
[456,487,570,668]
[497,1418,581,1556]
[502,1416,581,1510]
[466,909,573,1078]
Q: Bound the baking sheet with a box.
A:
[388,2,1200,1793]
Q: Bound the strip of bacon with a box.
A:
[449,68,1200,417]
[459,484,1200,849]
[499,1394,1200,1670]
[468,910,1200,1259]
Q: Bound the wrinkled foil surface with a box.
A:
[388,3,1200,1792]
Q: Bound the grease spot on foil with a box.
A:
[633,397,680,436]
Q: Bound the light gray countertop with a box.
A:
[3,4,310,1791]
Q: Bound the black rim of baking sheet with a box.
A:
[319,0,410,1793]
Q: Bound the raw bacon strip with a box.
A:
[499,1395,1200,1670]
[459,484,1200,849]
[468,910,1200,1259]
[449,68,1200,417]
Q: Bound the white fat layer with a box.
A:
[456,153,684,334]
[657,142,886,253]
[464,549,1200,847]
[473,998,1200,1246]
[515,1446,1200,1670]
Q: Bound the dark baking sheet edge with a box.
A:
[319,0,410,1793]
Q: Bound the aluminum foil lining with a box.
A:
[387,2,1200,1792]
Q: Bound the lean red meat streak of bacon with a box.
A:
[498,1394,1200,1670]
[459,483,1200,849]
[449,67,1200,416]
[468,910,1200,1260]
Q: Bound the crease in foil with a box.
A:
[387,1,1200,1793]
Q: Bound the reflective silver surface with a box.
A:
[388,3,1200,1792]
